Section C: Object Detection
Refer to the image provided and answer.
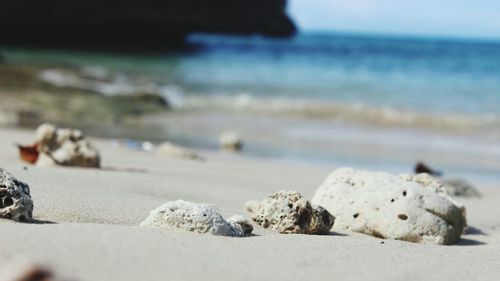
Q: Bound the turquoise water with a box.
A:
[6,32,500,121]
[3,32,500,178]
[179,33,500,117]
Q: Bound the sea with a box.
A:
[4,32,500,182]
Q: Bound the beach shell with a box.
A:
[245,191,334,234]
[17,143,40,164]
[312,168,466,245]
[140,200,253,237]
[0,168,33,222]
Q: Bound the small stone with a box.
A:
[35,123,100,168]
[226,214,254,235]
[245,191,334,234]
[312,168,466,245]
[140,200,252,237]
[156,142,204,160]
[219,131,243,152]
[0,168,34,222]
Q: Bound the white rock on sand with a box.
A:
[140,200,253,237]
[246,191,334,234]
[156,142,203,160]
[0,168,33,222]
[35,123,100,168]
[312,168,466,245]
[219,131,243,152]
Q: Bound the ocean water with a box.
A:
[183,33,500,114]
[7,33,500,120]
[3,32,500,179]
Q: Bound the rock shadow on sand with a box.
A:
[324,231,347,237]
[455,238,486,246]
[466,226,487,236]
[31,219,57,225]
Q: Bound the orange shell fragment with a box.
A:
[17,143,40,164]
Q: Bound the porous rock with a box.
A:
[245,191,334,234]
[312,168,466,245]
[219,131,243,152]
[0,168,33,222]
[140,200,253,237]
[35,123,100,168]
[156,142,204,160]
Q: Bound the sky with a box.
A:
[289,0,500,39]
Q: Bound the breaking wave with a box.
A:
[177,94,500,133]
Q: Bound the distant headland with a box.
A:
[0,0,296,49]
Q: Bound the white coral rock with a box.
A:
[156,142,203,160]
[0,168,33,222]
[219,131,243,152]
[140,200,253,237]
[312,168,466,245]
[35,123,100,168]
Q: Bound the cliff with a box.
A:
[0,0,296,48]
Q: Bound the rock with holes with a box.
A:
[0,168,33,222]
[312,168,466,245]
[35,123,100,168]
[140,200,253,237]
[245,191,334,234]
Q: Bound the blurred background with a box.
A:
[0,0,499,181]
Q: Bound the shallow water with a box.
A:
[3,32,500,179]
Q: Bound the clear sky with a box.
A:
[289,0,500,39]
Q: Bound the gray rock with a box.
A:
[0,168,33,222]
[245,191,334,234]
[312,168,466,245]
[441,178,481,198]
[140,200,253,237]
[405,173,481,198]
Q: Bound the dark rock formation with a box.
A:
[0,0,296,48]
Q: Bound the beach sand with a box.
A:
[0,127,499,281]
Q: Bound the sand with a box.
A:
[0,127,499,281]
